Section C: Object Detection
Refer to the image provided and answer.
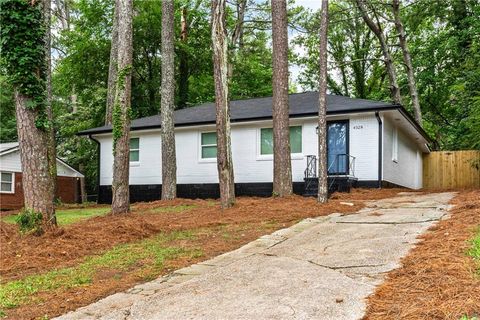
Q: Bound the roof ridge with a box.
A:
[78,92,400,136]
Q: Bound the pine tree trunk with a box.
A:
[44,0,58,222]
[392,0,422,124]
[178,7,189,109]
[228,0,247,80]
[318,0,329,204]
[54,0,70,30]
[231,0,247,49]
[211,0,235,209]
[79,163,87,203]
[15,92,56,231]
[105,0,119,125]
[111,0,133,214]
[271,0,292,197]
[161,0,177,200]
[356,0,402,105]
[1,0,56,232]
[71,87,78,113]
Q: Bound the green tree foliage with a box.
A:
[292,0,480,150]
[404,0,480,150]
[1,0,478,197]
[0,0,49,129]
[0,76,16,142]
[0,0,276,195]
[291,0,389,100]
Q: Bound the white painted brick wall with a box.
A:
[383,117,423,189]
[348,114,379,180]
[97,114,385,186]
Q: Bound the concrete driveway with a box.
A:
[56,192,455,320]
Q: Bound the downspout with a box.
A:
[89,135,101,202]
[375,111,382,188]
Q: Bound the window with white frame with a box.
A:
[260,126,302,155]
[129,138,140,162]
[0,172,14,193]
[392,127,398,162]
[201,132,217,159]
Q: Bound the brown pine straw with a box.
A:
[364,190,480,320]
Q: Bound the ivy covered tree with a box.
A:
[111,0,133,214]
[0,0,57,232]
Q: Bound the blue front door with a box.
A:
[327,121,348,175]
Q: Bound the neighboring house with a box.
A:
[79,92,430,203]
[0,142,84,210]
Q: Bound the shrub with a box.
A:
[15,209,43,235]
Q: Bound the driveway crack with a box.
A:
[335,218,442,225]
[261,252,386,272]
[307,260,386,270]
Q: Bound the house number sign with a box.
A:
[353,125,364,130]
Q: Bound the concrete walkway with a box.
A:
[56,192,455,320]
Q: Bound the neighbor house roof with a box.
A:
[0,142,19,154]
[0,142,84,177]
[78,91,430,142]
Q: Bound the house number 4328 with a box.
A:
[353,125,364,129]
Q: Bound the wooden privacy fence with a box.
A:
[423,150,480,189]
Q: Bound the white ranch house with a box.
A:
[79,92,430,203]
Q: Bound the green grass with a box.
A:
[469,227,480,273]
[1,207,111,226]
[1,204,197,227]
[0,230,201,312]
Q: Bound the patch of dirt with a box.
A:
[364,190,480,320]
[0,188,405,319]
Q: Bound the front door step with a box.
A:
[303,177,358,196]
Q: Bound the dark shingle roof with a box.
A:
[79,92,397,135]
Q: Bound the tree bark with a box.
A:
[44,0,58,222]
[355,0,402,105]
[211,0,235,209]
[227,0,247,80]
[271,0,292,197]
[54,0,70,30]
[71,87,78,113]
[15,92,56,231]
[178,7,189,109]
[392,0,422,124]
[105,0,119,125]
[161,0,177,200]
[318,0,329,204]
[231,0,247,49]
[111,0,133,214]
[79,163,87,203]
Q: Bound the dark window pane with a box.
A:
[202,146,217,158]
[130,138,139,149]
[1,172,12,182]
[201,132,217,145]
[129,150,139,162]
